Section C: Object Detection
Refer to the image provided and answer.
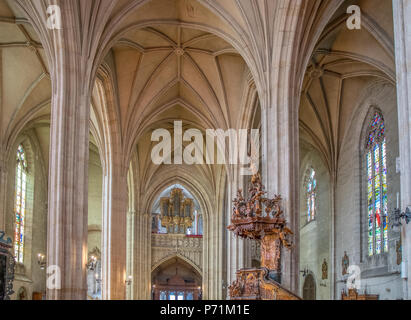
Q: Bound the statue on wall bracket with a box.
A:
[322,259,328,280]
[342,251,349,276]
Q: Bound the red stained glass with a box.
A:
[14,144,27,263]
[366,112,388,256]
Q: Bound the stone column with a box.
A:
[204,185,225,300]
[260,101,299,294]
[393,0,411,300]
[101,166,128,300]
[133,212,151,299]
[0,150,7,231]
[44,19,93,301]
[225,176,246,293]
[126,210,135,300]
[45,61,91,300]
[16,0,117,301]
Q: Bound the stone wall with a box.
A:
[5,131,47,300]
[299,140,332,300]
[88,148,102,252]
[151,234,203,274]
[335,81,403,299]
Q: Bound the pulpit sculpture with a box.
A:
[227,173,300,300]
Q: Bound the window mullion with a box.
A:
[372,151,377,255]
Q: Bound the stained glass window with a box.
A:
[306,168,317,222]
[366,112,388,256]
[14,145,27,263]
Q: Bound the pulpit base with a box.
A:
[229,268,301,300]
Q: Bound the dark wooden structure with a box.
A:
[0,232,16,300]
[227,173,301,300]
[152,274,201,300]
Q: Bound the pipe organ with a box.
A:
[160,188,194,234]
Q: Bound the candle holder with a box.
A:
[37,253,46,270]
[86,255,98,271]
[125,276,132,285]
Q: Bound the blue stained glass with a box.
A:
[366,113,388,256]
[306,168,317,222]
[14,144,27,263]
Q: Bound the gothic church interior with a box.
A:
[0,0,410,301]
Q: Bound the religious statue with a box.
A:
[322,259,328,280]
[342,251,349,276]
[17,287,27,300]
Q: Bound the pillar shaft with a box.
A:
[46,51,91,301]
[101,167,128,299]
[261,103,299,293]
[133,212,151,299]
[393,0,411,300]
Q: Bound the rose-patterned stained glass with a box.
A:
[14,144,27,263]
[366,112,388,256]
[366,112,385,149]
[306,168,317,222]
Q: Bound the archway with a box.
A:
[151,257,202,300]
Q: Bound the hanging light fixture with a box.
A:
[86,255,98,271]
[125,276,133,286]
[37,253,46,270]
[390,207,411,232]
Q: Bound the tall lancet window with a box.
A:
[306,168,317,222]
[365,112,388,256]
[14,145,27,263]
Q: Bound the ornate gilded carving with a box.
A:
[229,268,300,300]
[151,234,202,272]
[261,235,281,271]
[160,188,194,234]
[227,173,300,300]
[341,288,379,300]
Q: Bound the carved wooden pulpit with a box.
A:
[227,173,301,300]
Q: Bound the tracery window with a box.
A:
[365,112,388,256]
[306,168,317,222]
[14,145,27,263]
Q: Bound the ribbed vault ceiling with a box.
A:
[111,25,251,142]
[0,0,50,154]
[299,0,396,173]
